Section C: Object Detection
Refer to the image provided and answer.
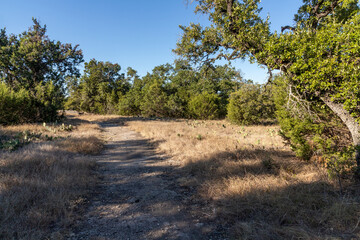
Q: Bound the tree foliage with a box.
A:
[175,0,360,177]
[116,61,248,119]
[140,79,169,117]
[67,59,129,114]
[227,83,275,125]
[0,18,83,93]
[189,91,221,120]
[0,19,83,124]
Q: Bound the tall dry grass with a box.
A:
[0,113,105,239]
[127,119,360,239]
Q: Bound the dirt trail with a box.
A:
[71,123,226,240]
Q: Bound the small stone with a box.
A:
[195,223,204,228]
[127,197,140,204]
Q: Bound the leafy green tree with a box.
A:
[118,68,143,115]
[175,0,360,177]
[166,60,243,118]
[64,76,82,111]
[0,18,83,93]
[0,19,83,123]
[197,64,243,116]
[71,59,128,114]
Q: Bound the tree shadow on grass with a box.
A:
[4,115,357,239]
[70,132,224,239]
[69,128,359,239]
[179,148,360,239]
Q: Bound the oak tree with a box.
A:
[0,18,83,93]
[175,0,360,175]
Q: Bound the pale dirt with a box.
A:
[70,122,228,240]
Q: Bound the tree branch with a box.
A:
[226,0,234,16]
[281,26,295,33]
[311,0,340,28]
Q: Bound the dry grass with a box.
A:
[127,119,360,239]
[0,112,105,239]
[128,119,286,160]
[58,136,104,155]
[67,111,124,124]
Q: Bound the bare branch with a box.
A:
[209,51,240,63]
[286,84,321,121]
[312,0,325,15]
[311,0,340,28]
[226,0,234,16]
[264,66,273,90]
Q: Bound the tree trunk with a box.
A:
[321,97,360,178]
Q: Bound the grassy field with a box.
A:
[0,112,108,239]
[127,119,360,239]
[1,113,359,239]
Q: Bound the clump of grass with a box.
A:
[187,151,360,239]
[58,136,104,155]
[0,130,65,151]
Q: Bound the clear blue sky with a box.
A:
[0,0,302,83]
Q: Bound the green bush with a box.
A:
[166,93,187,118]
[34,81,63,122]
[140,80,169,117]
[227,84,275,125]
[0,82,60,124]
[0,83,33,124]
[118,90,142,116]
[188,91,220,120]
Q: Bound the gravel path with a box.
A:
[70,123,226,240]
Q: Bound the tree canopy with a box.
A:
[0,19,83,123]
[175,0,360,176]
[0,18,83,93]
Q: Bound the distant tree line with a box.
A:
[65,59,276,123]
[0,19,275,126]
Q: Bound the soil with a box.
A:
[70,122,228,240]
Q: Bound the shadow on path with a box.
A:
[71,123,226,240]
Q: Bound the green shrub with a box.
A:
[227,84,275,125]
[34,81,63,122]
[0,83,33,124]
[118,90,142,116]
[272,75,355,177]
[0,82,60,124]
[140,80,169,117]
[166,93,187,118]
[188,91,220,120]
